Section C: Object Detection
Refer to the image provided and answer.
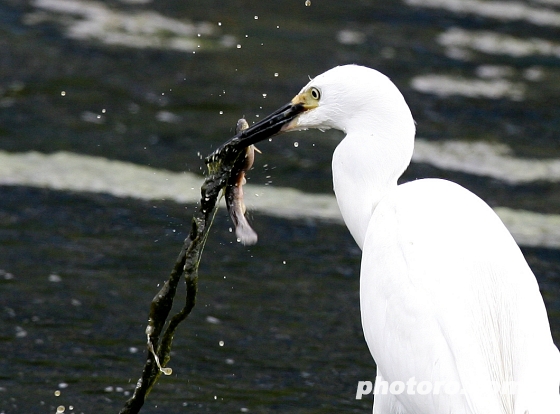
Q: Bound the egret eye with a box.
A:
[310,87,321,100]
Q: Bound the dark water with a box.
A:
[1,0,560,413]
[0,185,370,413]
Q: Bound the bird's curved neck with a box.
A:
[332,119,414,249]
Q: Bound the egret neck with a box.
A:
[332,88,415,249]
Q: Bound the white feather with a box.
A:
[289,65,560,414]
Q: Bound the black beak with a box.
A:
[206,102,305,165]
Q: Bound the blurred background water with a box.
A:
[1,0,559,413]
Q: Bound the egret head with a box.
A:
[212,65,413,156]
[281,64,397,134]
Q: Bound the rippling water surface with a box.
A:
[1,0,559,413]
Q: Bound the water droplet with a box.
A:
[236,44,241,49]
[54,390,61,396]
[305,0,311,5]
[282,260,286,265]
[293,142,299,147]
[58,383,68,389]
[218,22,222,26]
[254,15,258,19]
[48,274,62,283]
[162,367,173,375]
[60,91,66,96]
[101,108,106,114]
[219,340,224,347]
[15,326,27,338]
[274,73,279,77]
[57,406,65,413]
[206,316,220,324]
[219,111,223,115]
[262,93,267,98]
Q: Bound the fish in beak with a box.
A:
[208,103,303,165]
[205,88,320,244]
[207,87,321,163]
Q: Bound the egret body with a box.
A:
[229,65,560,413]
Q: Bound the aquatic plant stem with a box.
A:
[119,121,248,414]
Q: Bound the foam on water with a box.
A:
[438,27,560,59]
[410,74,525,100]
[24,0,233,52]
[413,140,560,184]
[1,150,559,248]
[0,151,202,203]
[531,0,560,6]
[405,0,560,27]
[495,207,560,248]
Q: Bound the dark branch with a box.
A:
[119,120,250,414]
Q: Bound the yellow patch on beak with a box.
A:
[281,87,320,132]
[291,89,320,110]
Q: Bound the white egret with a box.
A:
[227,65,560,413]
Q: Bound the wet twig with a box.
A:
[119,120,250,414]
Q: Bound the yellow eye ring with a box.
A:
[310,87,321,100]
